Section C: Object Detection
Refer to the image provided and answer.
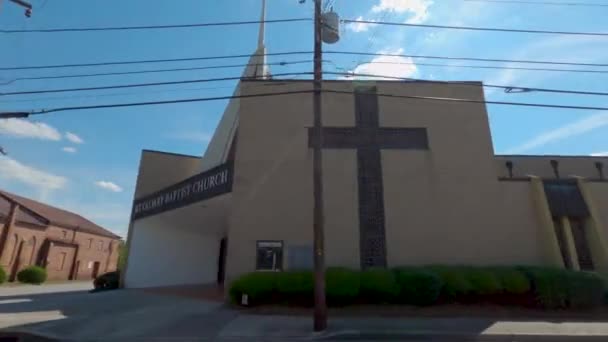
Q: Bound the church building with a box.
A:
[121,1,608,290]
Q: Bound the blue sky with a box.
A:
[1,0,607,237]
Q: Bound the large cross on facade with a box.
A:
[309,86,429,268]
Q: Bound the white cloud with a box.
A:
[371,0,433,23]
[62,147,77,153]
[94,181,123,193]
[0,119,61,141]
[0,156,67,191]
[347,16,378,32]
[343,48,418,80]
[591,152,608,157]
[506,113,608,154]
[167,131,212,143]
[65,132,84,144]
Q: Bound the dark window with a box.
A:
[256,241,283,271]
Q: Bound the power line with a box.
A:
[342,18,608,37]
[12,88,608,118]
[10,58,603,86]
[338,60,608,74]
[325,90,608,111]
[0,18,311,34]
[4,50,608,71]
[464,0,608,7]
[5,67,608,99]
[325,51,608,67]
[0,60,315,85]
[0,51,313,71]
[326,71,608,97]
[0,72,313,96]
[26,90,316,115]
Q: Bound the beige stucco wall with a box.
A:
[589,182,608,248]
[225,80,546,282]
[495,155,607,179]
[134,150,202,199]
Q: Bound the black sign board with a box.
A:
[132,162,233,221]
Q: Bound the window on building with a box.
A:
[58,252,67,271]
[62,230,67,239]
[87,239,93,249]
[256,241,283,271]
[98,241,103,251]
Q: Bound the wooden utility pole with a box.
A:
[312,0,327,332]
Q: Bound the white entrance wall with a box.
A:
[124,216,219,288]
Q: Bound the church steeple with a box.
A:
[258,0,266,50]
[243,0,269,79]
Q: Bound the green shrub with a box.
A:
[428,266,473,301]
[16,266,47,285]
[462,268,503,296]
[360,268,399,303]
[276,271,314,305]
[393,267,442,306]
[520,267,604,309]
[488,267,530,295]
[0,266,5,285]
[564,271,604,309]
[326,267,360,306]
[229,272,278,305]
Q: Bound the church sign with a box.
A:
[132,162,234,221]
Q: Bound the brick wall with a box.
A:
[0,221,120,281]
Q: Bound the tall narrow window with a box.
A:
[256,241,283,271]
[87,239,93,249]
[62,230,67,239]
[570,218,594,270]
[58,252,67,271]
[553,218,572,269]
[98,241,103,251]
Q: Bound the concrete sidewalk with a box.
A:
[219,315,608,341]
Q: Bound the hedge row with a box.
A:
[0,266,5,285]
[229,266,605,309]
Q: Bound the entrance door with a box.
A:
[91,261,101,279]
[216,238,227,284]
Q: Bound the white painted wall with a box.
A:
[124,217,219,288]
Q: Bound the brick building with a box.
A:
[0,190,121,282]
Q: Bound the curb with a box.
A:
[313,330,608,341]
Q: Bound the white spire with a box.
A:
[242,0,269,79]
[258,0,266,49]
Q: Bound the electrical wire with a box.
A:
[28,90,316,115]
[4,50,608,71]
[0,52,314,71]
[326,71,608,97]
[0,72,314,96]
[325,51,608,67]
[15,88,608,117]
[325,89,608,111]
[0,60,315,85]
[464,0,608,7]
[340,60,608,74]
[0,18,311,33]
[342,18,608,37]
